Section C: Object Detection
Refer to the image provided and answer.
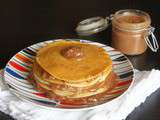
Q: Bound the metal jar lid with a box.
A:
[75,16,109,36]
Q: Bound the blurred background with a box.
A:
[0,0,160,67]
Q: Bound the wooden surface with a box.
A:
[0,0,160,119]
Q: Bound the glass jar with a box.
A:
[75,17,110,44]
[111,9,158,55]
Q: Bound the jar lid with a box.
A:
[76,17,109,36]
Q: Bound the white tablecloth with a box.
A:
[0,69,160,120]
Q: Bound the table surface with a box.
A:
[0,0,160,120]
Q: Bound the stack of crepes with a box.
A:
[31,40,117,105]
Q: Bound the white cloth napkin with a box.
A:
[0,69,160,120]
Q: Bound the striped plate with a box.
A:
[4,39,134,110]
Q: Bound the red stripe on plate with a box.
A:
[33,92,47,98]
[107,88,127,95]
[117,80,132,87]
[9,61,29,72]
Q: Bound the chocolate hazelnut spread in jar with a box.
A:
[112,9,159,55]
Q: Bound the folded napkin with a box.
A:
[0,69,160,120]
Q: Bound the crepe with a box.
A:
[31,40,114,99]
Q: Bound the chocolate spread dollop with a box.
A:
[61,46,84,59]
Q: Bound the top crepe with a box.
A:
[36,40,112,82]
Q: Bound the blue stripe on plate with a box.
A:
[5,67,25,79]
